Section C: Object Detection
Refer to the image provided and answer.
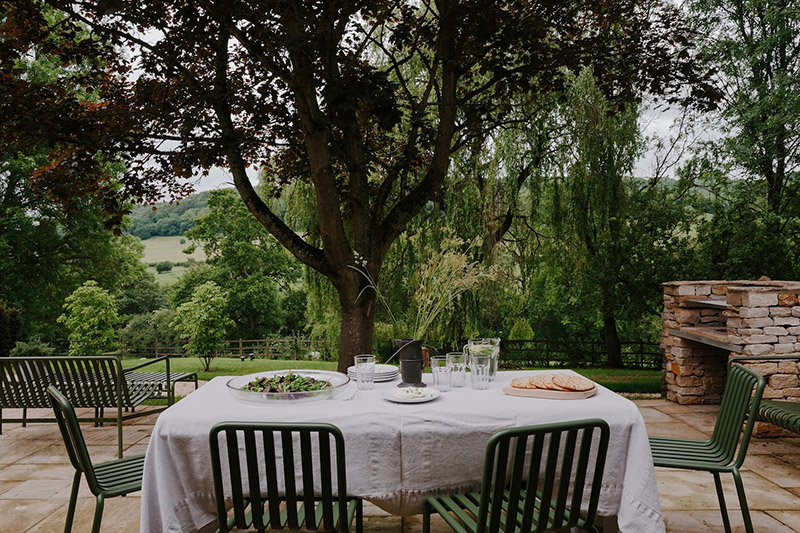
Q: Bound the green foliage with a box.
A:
[118,308,181,347]
[0,300,21,357]
[57,281,119,356]
[173,281,234,371]
[155,261,173,273]
[508,318,534,341]
[684,0,800,280]
[0,22,146,339]
[128,191,210,239]
[281,288,308,334]
[114,271,167,320]
[183,190,302,337]
[9,338,55,357]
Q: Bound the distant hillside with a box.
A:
[129,191,212,239]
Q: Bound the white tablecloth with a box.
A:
[140,370,664,533]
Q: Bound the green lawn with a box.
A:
[121,356,337,382]
[567,367,661,394]
[122,357,661,394]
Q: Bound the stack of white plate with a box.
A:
[347,364,399,382]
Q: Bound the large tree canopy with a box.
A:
[1,0,716,370]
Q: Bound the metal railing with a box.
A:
[375,338,661,369]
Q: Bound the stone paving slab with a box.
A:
[1,396,799,532]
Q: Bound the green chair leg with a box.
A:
[712,472,731,533]
[92,495,104,533]
[733,469,754,533]
[422,502,431,533]
[64,471,81,533]
[356,499,363,533]
[22,407,27,428]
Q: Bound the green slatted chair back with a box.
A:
[46,386,102,495]
[476,419,610,533]
[708,364,766,469]
[2,357,131,409]
[209,422,354,533]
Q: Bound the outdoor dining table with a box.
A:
[140,370,664,533]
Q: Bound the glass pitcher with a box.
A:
[464,338,500,382]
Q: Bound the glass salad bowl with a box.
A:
[226,370,350,404]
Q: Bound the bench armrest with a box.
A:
[123,355,170,373]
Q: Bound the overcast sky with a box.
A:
[187,104,697,195]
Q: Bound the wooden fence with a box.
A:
[119,337,329,360]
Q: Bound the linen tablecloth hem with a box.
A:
[617,490,665,533]
[165,491,217,533]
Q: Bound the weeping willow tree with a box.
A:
[514,68,693,366]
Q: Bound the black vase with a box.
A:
[395,339,427,388]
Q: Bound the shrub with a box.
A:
[10,338,55,357]
[57,280,119,356]
[0,300,21,357]
[155,261,173,273]
[508,317,534,340]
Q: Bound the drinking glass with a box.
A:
[354,354,376,391]
[430,356,451,392]
[469,354,491,390]
[465,338,500,381]
[446,352,467,388]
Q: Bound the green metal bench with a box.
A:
[123,363,198,405]
[1,356,175,457]
[730,355,800,435]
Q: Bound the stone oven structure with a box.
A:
[661,281,800,434]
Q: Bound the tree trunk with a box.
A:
[337,292,377,373]
[602,309,623,368]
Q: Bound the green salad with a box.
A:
[241,373,332,393]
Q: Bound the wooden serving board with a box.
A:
[502,385,597,400]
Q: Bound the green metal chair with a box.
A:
[423,419,610,533]
[209,422,363,533]
[46,386,145,533]
[649,363,766,533]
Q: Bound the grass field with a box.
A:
[146,265,191,286]
[141,235,207,263]
[121,357,661,393]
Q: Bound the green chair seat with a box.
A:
[47,386,145,533]
[758,399,800,435]
[424,419,610,533]
[649,363,765,533]
[218,498,360,532]
[429,489,582,533]
[93,454,146,494]
[648,437,738,470]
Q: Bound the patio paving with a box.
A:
[1,387,798,532]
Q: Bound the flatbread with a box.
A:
[552,374,595,392]
[511,377,536,389]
